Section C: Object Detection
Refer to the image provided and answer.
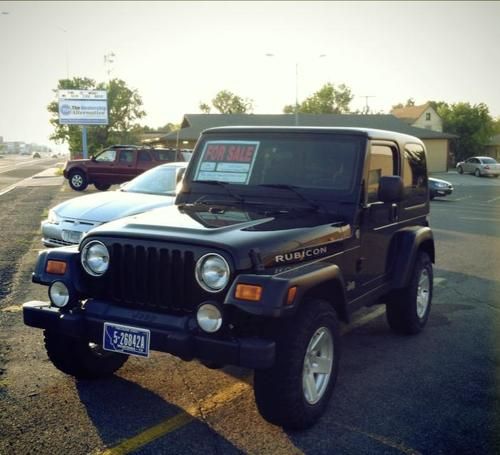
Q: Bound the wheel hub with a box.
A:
[302,326,334,405]
[416,269,430,318]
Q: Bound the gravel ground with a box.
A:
[0,182,100,454]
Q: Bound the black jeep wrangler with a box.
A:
[23,127,434,430]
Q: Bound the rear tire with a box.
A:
[475,169,481,177]
[44,330,128,379]
[386,252,433,335]
[254,299,340,430]
[94,183,111,191]
[68,170,88,191]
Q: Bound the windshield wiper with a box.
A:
[191,180,246,204]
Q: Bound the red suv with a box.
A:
[63,145,191,191]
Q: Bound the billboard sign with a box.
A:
[58,90,108,125]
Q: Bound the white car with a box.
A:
[456,156,500,177]
[42,162,187,247]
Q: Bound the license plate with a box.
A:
[62,230,83,244]
[103,322,150,357]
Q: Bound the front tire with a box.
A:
[457,166,463,174]
[44,330,128,379]
[254,299,340,430]
[475,169,481,177]
[94,183,111,191]
[386,252,433,335]
[68,170,88,191]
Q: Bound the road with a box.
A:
[0,171,499,454]
[0,155,62,195]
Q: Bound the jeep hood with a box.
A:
[89,204,352,270]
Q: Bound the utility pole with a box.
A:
[360,95,375,114]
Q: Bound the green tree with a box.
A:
[391,98,416,110]
[139,122,180,133]
[199,90,253,114]
[434,102,495,162]
[48,77,146,157]
[283,83,353,114]
[492,117,500,135]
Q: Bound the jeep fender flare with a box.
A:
[389,226,435,289]
[225,262,348,321]
[32,247,85,293]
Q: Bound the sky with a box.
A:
[0,1,499,152]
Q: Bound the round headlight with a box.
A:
[81,240,109,276]
[49,281,70,308]
[196,303,223,333]
[195,254,230,292]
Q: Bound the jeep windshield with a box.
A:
[179,130,366,210]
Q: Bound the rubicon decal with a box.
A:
[273,225,352,265]
[275,246,328,264]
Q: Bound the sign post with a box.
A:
[58,90,108,159]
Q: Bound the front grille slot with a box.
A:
[108,242,196,313]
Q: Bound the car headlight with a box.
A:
[81,240,110,276]
[196,303,223,333]
[47,209,61,225]
[195,253,230,292]
[48,281,70,308]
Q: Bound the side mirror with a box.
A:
[378,176,403,203]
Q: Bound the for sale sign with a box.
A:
[58,90,108,125]
[194,141,259,184]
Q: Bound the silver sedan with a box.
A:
[456,156,500,177]
[42,162,187,247]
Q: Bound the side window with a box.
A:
[403,143,427,206]
[425,112,431,121]
[119,150,135,163]
[367,145,397,203]
[153,150,177,161]
[95,149,116,162]
[138,151,152,162]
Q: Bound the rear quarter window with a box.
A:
[403,143,428,207]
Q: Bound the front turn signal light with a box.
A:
[46,260,67,275]
[286,286,297,305]
[235,284,262,302]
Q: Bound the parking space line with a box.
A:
[486,196,500,203]
[101,382,251,455]
[333,422,422,455]
[100,306,390,454]
[460,216,500,222]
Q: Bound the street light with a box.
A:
[104,52,115,80]
[265,53,326,126]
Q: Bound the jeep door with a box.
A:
[358,142,401,288]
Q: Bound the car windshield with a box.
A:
[190,132,364,196]
[482,158,497,164]
[123,166,184,195]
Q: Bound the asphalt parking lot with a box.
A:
[0,170,499,454]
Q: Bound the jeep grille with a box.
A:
[105,242,197,313]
